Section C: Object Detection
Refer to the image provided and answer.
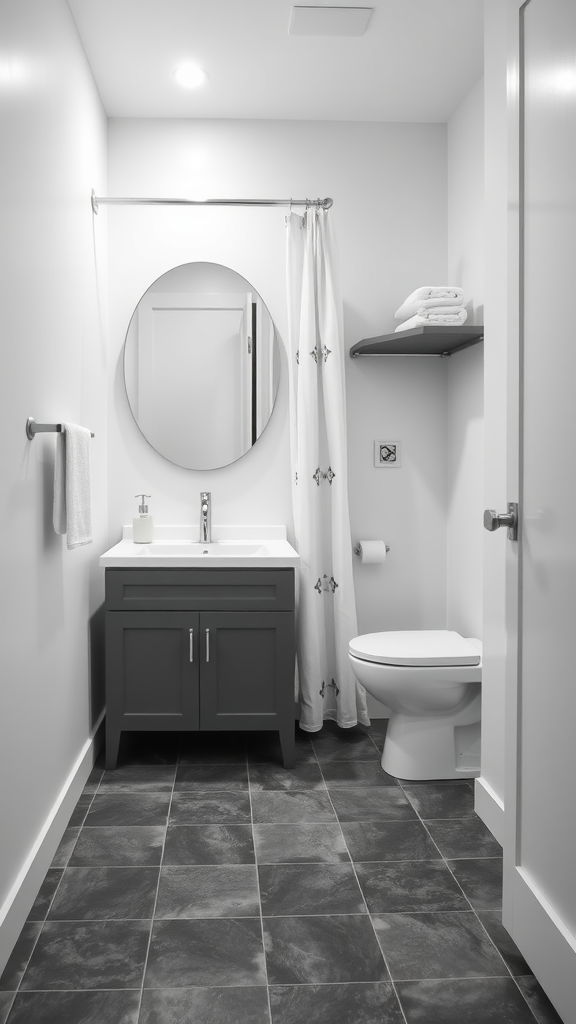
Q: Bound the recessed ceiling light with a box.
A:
[174,62,207,89]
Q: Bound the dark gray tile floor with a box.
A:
[0,722,566,1024]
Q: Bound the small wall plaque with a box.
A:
[374,440,401,467]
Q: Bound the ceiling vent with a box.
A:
[289,6,373,36]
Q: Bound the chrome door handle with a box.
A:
[205,628,210,662]
[483,502,518,541]
[189,628,194,662]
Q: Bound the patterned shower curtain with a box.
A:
[286,208,369,732]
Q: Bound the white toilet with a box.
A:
[348,630,482,780]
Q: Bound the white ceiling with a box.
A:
[68,0,484,122]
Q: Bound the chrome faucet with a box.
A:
[200,492,211,543]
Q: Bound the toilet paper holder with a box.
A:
[353,543,390,556]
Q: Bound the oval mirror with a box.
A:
[124,262,280,470]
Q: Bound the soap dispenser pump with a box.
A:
[133,494,153,543]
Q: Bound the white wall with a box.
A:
[445,344,484,640]
[0,0,107,968]
[446,79,485,641]
[107,120,450,726]
[447,79,485,329]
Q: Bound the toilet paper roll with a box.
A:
[356,540,388,564]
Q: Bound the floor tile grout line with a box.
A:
[134,757,175,1020]
[36,909,504,923]
[76,824,501,835]
[50,865,167,871]
[398,785,518,990]
[48,858,499,870]
[366,728,385,757]
[59,984,153,991]
[10,763,110,996]
[259,910,492,919]
[4,984,265,994]
[88,768,104,796]
[269,970,512,983]
[314,757,383,765]
[420,815,501,827]
[348,767,509,1010]
[264,975,531,985]
[0,991,16,1020]
[71,788,97,828]
[315,757,410,1024]
[474,912,540,1001]
[10,970,530,996]
[10,780,101,996]
[510,974,552,1024]
[240,858,498,869]
[246,761,274,1024]
[402,797,488,901]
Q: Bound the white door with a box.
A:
[500,2,576,1020]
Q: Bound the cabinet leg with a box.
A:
[279,722,296,769]
[105,724,121,770]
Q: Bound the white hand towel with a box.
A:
[53,423,93,549]
[394,307,468,332]
[395,286,464,321]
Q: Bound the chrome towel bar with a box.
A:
[26,417,94,439]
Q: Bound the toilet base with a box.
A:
[382,711,481,781]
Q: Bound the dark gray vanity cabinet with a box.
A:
[104,568,296,770]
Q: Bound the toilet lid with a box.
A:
[349,630,482,667]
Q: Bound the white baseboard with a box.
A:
[0,713,105,975]
[474,775,505,846]
[505,867,576,1024]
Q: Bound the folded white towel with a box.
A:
[53,423,93,549]
[395,286,464,321]
[394,306,468,332]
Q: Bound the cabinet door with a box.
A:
[199,612,294,731]
[106,612,199,730]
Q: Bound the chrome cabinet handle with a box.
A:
[483,502,518,541]
[206,628,210,662]
[189,628,194,662]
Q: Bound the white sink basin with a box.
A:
[99,527,300,568]
[139,542,267,557]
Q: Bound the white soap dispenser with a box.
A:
[133,494,153,543]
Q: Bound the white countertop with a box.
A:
[99,525,300,569]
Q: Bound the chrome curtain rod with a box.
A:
[91,190,332,214]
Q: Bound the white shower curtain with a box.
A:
[286,208,369,732]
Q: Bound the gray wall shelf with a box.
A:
[350,324,484,358]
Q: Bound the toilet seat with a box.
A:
[349,630,481,668]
